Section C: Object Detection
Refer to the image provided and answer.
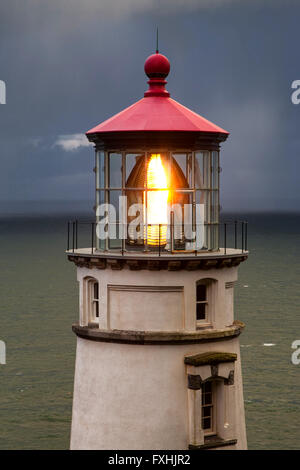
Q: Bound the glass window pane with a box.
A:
[202,418,211,430]
[203,393,212,405]
[210,223,218,251]
[203,389,212,402]
[125,190,144,249]
[202,382,213,432]
[195,152,204,188]
[195,189,205,206]
[171,153,192,189]
[205,191,211,224]
[158,153,171,189]
[96,151,105,189]
[196,302,206,320]
[169,192,194,251]
[109,153,122,188]
[197,284,206,301]
[95,301,99,317]
[93,282,99,300]
[95,191,106,251]
[204,152,211,188]
[107,190,121,249]
[211,190,219,224]
[145,152,171,190]
[195,151,210,188]
[212,151,219,189]
[171,191,193,248]
[195,190,207,250]
[126,189,144,210]
[126,153,145,188]
[203,404,212,416]
[96,189,105,209]
[196,189,209,225]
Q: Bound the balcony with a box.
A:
[66,219,248,270]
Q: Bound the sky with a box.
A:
[0,0,299,213]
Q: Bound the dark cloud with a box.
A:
[0,0,299,212]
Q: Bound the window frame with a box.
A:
[85,278,100,323]
[196,283,208,322]
[196,279,216,327]
[201,380,217,437]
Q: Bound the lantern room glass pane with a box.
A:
[171,191,194,250]
[158,152,171,188]
[126,153,145,188]
[125,190,144,249]
[107,190,122,249]
[195,152,203,188]
[195,151,210,189]
[109,153,122,188]
[96,190,106,251]
[171,153,192,189]
[210,224,219,251]
[96,151,105,189]
[211,190,219,224]
[195,190,207,250]
[212,151,219,189]
[96,189,105,209]
[205,191,211,225]
[95,148,221,253]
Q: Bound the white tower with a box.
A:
[67,50,248,450]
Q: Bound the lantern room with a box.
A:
[86,51,229,254]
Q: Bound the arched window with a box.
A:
[85,277,100,322]
[196,279,216,325]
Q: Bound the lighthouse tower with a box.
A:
[67,50,248,450]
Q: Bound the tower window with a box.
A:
[186,352,237,448]
[85,278,100,322]
[201,381,216,435]
[92,281,99,318]
[196,283,207,321]
[195,278,216,326]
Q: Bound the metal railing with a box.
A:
[67,220,248,256]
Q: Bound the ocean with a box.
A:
[0,211,299,449]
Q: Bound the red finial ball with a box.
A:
[144,52,170,79]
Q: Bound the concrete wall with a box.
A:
[77,265,238,331]
[70,336,247,450]
[71,264,247,450]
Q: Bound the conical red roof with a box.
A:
[86,52,229,137]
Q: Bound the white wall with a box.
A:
[77,265,238,331]
[70,337,247,450]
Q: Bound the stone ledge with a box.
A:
[184,351,237,366]
[189,437,237,450]
[67,250,247,271]
[72,320,245,345]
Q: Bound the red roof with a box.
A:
[86,52,229,137]
[87,96,228,135]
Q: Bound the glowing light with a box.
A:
[145,154,169,246]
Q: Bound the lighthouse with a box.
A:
[67,49,248,450]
